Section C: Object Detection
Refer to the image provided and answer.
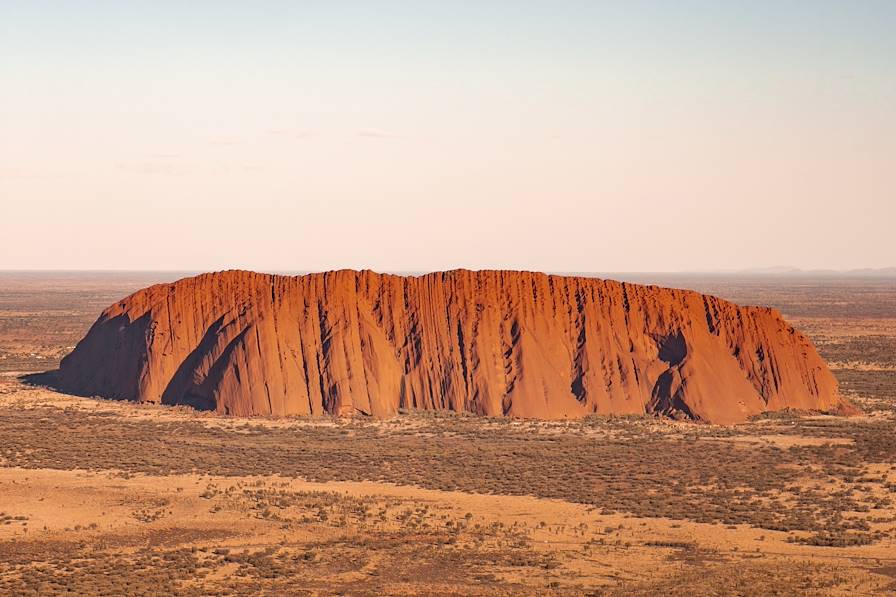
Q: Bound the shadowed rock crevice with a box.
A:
[159,314,230,409]
[649,368,695,420]
[52,269,852,424]
[657,332,688,367]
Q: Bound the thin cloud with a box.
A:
[116,161,192,176]
[267,128,315,139]
[0,167,65,181]
[357,128,402,139]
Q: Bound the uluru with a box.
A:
[52,269,852,424]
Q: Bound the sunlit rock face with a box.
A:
[58,269,851,424]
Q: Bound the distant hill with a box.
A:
[734,267,896,278]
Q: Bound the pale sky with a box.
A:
[1,1,894,272]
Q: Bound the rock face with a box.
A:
[57,270,851,424]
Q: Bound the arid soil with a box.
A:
[0,272,895,595]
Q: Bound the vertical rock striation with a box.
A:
[56,270,852,423]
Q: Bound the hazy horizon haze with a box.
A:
[2,1,894,272]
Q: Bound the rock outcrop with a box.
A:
[56,270,851,424]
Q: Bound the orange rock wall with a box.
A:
[57,270,849,423]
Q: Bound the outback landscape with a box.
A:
[5,2,892,594]
[1,271,894,595]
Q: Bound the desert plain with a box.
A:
[0,272,894,596]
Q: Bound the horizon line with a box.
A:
[1,267,894,277]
